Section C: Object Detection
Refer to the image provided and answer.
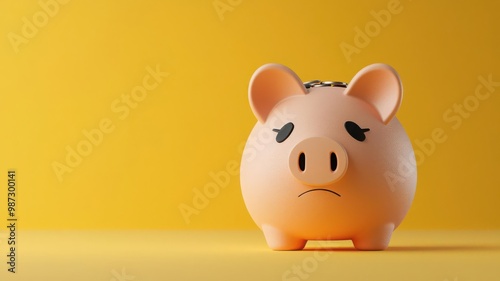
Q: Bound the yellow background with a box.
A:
[0,0,499,230]
[2,230,500,281]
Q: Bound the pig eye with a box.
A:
[272,122,294,143]
[345,121,370,142]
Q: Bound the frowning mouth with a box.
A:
[298,189,341,198]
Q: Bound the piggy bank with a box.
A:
[240,63,416,250]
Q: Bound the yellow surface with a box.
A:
[0,0,499,230]
[0,230,499,280]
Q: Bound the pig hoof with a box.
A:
[351,224,394,251]
[262,224,306,250]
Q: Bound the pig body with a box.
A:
[240,64,416,250]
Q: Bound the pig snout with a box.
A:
[288,137,348,186]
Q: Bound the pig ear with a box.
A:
[249,63,307,123]
[344,64,402,124]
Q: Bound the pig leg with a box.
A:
[261,224,307,250]
[351,223,394,251]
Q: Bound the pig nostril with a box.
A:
[330,152,337,172]
[299,153,306,172]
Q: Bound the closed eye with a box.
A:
[345,121,370,142]
[273,122,294,143]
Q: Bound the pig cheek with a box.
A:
[240,138,300,224]
[339,129,415,224]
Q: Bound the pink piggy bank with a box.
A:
[240,63,416,250]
